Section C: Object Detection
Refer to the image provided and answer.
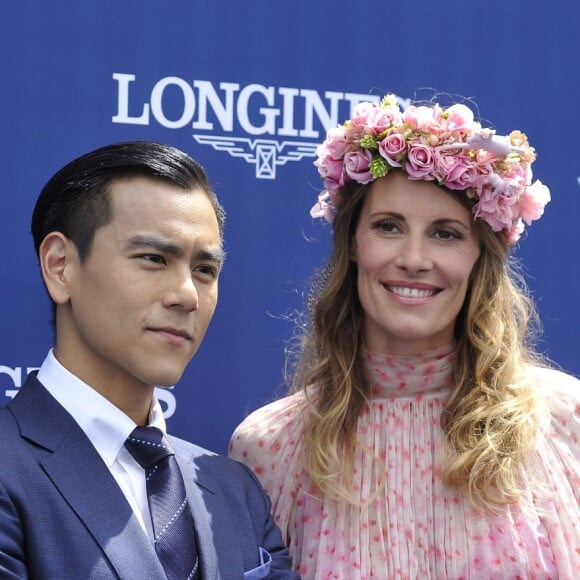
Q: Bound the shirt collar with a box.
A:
[37,349,167,467]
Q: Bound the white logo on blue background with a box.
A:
[193,135,318,179]
[112,73,407,180]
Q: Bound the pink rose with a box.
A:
[517,180,550,225]
[369,105,403,134]
[344,149,373,183]
[322,176,342,194]
[405,142,435,179]
[473,181,517,232]
[444,104,475,133]
[351,102,378,129]
[442,156,478,191]
[433,150,458,181]
[403,104,442,131]
[378,132,406,167]
[323,126,348,159]
[472,163,495,195]
[505,219,525,244]
[315,154,343,182]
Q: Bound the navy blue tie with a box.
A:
[125,426,200,579]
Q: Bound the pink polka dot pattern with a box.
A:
[229,346,580,578]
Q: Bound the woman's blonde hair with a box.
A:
[290,174,544,510]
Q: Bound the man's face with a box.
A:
[55,175,223,398]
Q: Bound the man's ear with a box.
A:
[39,232,77,304]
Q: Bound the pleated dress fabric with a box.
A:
[229,345,580,579]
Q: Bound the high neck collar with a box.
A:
[365,344,455,398]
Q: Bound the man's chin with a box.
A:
[148,369,187,390]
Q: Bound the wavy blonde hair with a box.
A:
[290,176,544,510]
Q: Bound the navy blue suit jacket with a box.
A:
[0,375,299,579]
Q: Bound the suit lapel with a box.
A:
[10,376,167,579]
[175,450,245,580]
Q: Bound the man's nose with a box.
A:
[163,271,199,311]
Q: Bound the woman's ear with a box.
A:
[39,232,77,304]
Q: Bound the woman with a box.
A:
[229,96,580,578]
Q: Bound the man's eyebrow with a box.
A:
[127,234,226,264]
[127,234,183,256]
[197,247,226,266]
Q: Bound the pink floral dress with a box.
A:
[229,346,580,579]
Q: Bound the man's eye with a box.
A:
[194,265,218,279]
[142,254,167,265]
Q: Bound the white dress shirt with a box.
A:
[37,349,166,542]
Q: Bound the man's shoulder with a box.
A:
[0,405,43,488]
[169,434,257,482]
[168,433,215,455]
[0,405,20,443]
[169,434,271,511]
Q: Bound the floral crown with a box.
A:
[311,94,550,244]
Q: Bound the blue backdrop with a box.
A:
[1,1,579,454]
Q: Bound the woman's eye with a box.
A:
[376,220,400,234]
[434,228,461,241]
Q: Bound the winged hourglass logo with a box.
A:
[193,135,319,179]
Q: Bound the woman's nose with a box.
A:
[394,236,433,274]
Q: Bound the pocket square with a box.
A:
[243,547,272,579]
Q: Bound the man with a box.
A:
[0,141,298,579]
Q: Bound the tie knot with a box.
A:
[124,426,174,470]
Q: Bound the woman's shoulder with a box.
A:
[527,364,580,518]
[528,364,580,410]
[228,389,312,498]
[527,363,580,451]
[229,390,310,459]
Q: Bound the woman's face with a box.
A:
[352,171,481,355]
